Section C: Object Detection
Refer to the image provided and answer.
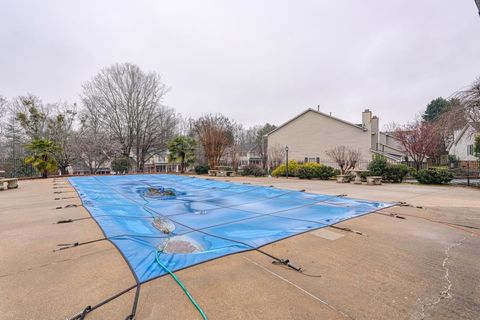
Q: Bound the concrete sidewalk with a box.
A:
[0,176,479,319]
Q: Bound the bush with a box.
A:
[415,168,453,184]
[278,162,338,180]
[296,163,320,179]
[368,154,388,176]
[194,165,209,174]
[241,165,266,177]
[367,154,411,183]
[383,164,410,183]
[271,160,299,177]
[317,165,339,180]
[111,157,130,173]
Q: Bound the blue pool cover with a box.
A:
[69,175,393,283]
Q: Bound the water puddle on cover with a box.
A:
[158,236,204,254]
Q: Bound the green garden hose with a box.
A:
[140,188,208,320]
[155,251,208,320]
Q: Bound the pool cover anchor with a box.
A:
[271,258,302,272]
[56,219,73,224]
[376,211,406,220]
[330,225,367,236]
[257,249,304,273]
[55,217,91,224]
[53,238,107,252]
[259,250,322,277]
[67,284,140,320]
[396,201,423,209]
[54,196,77,200]
[55,204,79,210]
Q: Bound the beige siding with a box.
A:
[268,110,372,164]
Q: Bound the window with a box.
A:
[305,157,316,163]
[467,144,474,156]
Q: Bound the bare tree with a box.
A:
[177,114,196,137]
[0,97,10,156]
[224,122,247,171]
[454,76,480,127]
[72,112,119,174]
[249,123,276,169]
[135,104,178,170]
[326,146,361,174]
[0,95,6,117]
[267,143,285,170]
[391,119,440,171]
[81,63,175,171]
[195,114,233,169]
[432,98,466,152]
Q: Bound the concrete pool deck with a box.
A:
[0,175,479,319]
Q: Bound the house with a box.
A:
[70,151,180,175]
[240,144,263,167]
[143,152,180,173]
[447,123,479,167]
[266,108,406,168]
[220,143,264,169]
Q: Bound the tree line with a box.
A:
[0,63,276,177]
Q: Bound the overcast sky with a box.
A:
[1,1,479,128]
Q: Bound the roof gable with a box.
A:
[266,108,366,136]
[447,123,479,150]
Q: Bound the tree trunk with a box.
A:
[180,153,185,173]
[415,161,421,172]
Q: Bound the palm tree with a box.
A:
[167,136,196,173]
[24,139,59,178]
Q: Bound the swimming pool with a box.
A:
[69,174,393,283]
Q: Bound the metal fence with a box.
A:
[447,160,480,187]
[0,158,37,178]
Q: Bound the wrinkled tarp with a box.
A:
[69,175,393,283]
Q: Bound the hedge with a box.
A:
[415,168,453,184]
[241,165,266,177]
[194,165,209,174]
[272,161,337,180]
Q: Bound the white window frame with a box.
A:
[467,144,474,156]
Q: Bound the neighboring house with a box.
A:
[220,143,263,169]
[70,163,111,175]
[71,151,180,175]
[266,108,406,168]
[143,151,180,173]
[447,123,479,166]
[243,144,263,167]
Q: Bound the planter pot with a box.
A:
[336,175,350,183]
[366,176,382,185]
